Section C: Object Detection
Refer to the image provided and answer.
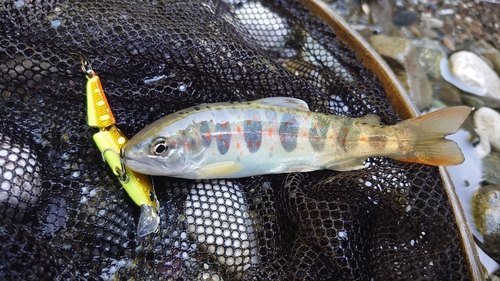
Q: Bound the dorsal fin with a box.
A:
[253,97,310,111]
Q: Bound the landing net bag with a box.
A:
[0,0,473,280]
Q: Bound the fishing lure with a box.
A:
[123,97,471,179]
[80,56,159,237]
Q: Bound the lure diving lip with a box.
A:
[123,97,471,179]
[81,55,160,237]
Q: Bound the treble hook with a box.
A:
[101,147,130,184]
[70,52,94,77]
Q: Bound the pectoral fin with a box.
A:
[325,158,366,171]
[196,161,244,178]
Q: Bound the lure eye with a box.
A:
[151,139,170,155]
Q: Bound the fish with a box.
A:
[123,97,471,179]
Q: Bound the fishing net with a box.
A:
[0,0,472,280]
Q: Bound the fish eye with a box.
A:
[151,138,170,155]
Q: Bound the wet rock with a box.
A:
[393,10,419,27]
[442,51,500,108]
[368,0,393,35]
[414,38,446,81]
[369,35,432,110]
[483,152,500,186]
[434,82,462,106]
[472,184,500,263]
[472,107,500,152]
[470,40,500,75]
[461,93,485,109]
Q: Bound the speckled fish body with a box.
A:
[123,97,471,179]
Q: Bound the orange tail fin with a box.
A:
[394,106,471,166]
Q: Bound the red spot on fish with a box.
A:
[255,140,261,147]
[221,122,228,128]
[237,126,242,133]
[302,132,307,137]
[314,136,320,142]
[246,120,252,125]
[204,130,212,141]
[267,128,274,136]
[360,137,368,143]
[247,140,253,148]
[270,146,274,152]
[236,142,241,149]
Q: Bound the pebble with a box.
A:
[443,51,500,108]
[472,107,500,152]
[369,35,432,110]
[422,15,444,29]
[368,0,393,35]
[393,10,419,27]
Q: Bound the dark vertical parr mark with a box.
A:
[215,122,231,155]
[309,116,329,151]
[279,113,299,152]
[369,136,387,150]
[244,114,262,153]
[338,126,349,151]
[200,121,212,147]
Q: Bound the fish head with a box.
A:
[123,126,204,177]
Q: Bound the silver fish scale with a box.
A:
[0,131,42,220]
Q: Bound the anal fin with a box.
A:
[196,161,244,179]
[325,158,366,171]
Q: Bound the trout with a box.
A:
[123,97,471,179]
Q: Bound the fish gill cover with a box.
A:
[0,0,471,280]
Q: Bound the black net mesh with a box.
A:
[0,0,471,280]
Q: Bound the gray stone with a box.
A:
[483,152,500,186]
[415,38,447,81]
[369,35,433,110]
[443,51,500,108]
[470,40,500,76]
